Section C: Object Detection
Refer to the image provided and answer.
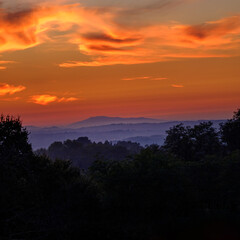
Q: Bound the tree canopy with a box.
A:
[220,109,240,151]
[0,110,240,240]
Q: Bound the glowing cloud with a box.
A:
[30,94,78,105]
[122,76,150,81]
[171,84,184,88]
[150,77,168,81]
[0,97,21,101]
[0,83,26,95]
[0,61,15,70]
[121,76,168,81]
[60,14,240,67]
[185,16,240,41]
[30,95,58,105]
[0,4,239,66]
[58,97,78,102]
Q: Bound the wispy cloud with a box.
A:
[185,16,240,41]
[122,76,151,81]
[59,14,240,67]
[119,0,183,16]
[150,77,168,81]
[121,76,168,81]
[0,60,15,70]
[171,84,184,88]
[0,3,239,66]
[0,97,21,101]
[58,97,78,102]
[0,82,26,95]
[30,94,79,105]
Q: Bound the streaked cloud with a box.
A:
[58,97,78,102]
[0,97,21,101]
[0,61,15,70]
[119,0,183,16]
[0,82,26,95]
[0,3,239,66]
[121,76,168,81]
[185,15,240,41]
[122,76,150,81]
[30,94,79,105]
[171,84,184,88]
[59,14,240,67]
[150,77,168,81]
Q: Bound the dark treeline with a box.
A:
[0,110,240,240]
[35,138,142,169]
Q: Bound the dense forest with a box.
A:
[35,138,142,169]
[0,109,240,240]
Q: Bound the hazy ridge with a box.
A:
[27,116,225,149]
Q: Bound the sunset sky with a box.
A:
[0,0,240,125]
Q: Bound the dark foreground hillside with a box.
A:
[0,110,240,240]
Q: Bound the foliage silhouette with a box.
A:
[37,137,142,169]
[220,109,240,151]
[0,110,240,240]
[163,121,221,161]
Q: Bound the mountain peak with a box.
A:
[68,116,162,128]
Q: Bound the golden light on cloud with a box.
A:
[0,83,26,95]
[121,76,168,81]
[151,78,168,81]
[1,97,20,102]
[122,76,150,81]
[171,84,184,88]
[0,1,239,126]
[30,95,58,105]
[0,61,15,70]
[58,97,78,103]
[59,14,240,67]
[0,4,239,67]
[30,95,79,105]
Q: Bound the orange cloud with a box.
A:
[122,76,150,81]
[171,84,184,88]
[0,4,117,53]
[30,95,58,105]
[0,97,20,101]
[0,60,15,70]
[151,77,168,81]
[0,4,239,66]
[30,94,79,105]
[121,76,168,81]
[60,14,240,67]
[185,16,240,40]
[0,82,26,95]
[58,97,78,102]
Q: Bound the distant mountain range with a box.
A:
[26,116,226,150]
[67,116,163,128]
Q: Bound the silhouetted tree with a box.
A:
[220,109,240,151]
[0,115,100,240]
[0,114,32,161]
[163,124,193,161]
[163,122,221,161]
[190,121,221,159]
